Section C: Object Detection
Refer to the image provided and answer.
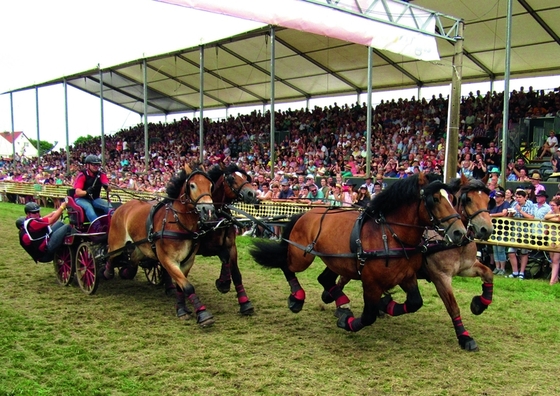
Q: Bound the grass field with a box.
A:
[1,201,559,396]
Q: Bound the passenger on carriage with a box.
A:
[72,154,113,222]
[16,201,70,263]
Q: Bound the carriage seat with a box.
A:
[66,189,86,227]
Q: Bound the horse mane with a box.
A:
[448,176,490,196]
[166,160,204,199]
[365,174,443,216]
[207,163,252,183]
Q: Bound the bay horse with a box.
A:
[106,162,217,326]
[249,173,467,334]
[378,174,495,351]
[163,163,259,315]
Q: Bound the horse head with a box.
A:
[178,162,216,222]
[417,173,467,245]
[210,163,258,205]
[452,173,494,240]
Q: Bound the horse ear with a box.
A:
[219,161,226,171]
[460,172,469,185]
[184,163,193,174]
[418,172,427,185]
[481,173,489,185]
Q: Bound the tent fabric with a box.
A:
[5,0,560,116]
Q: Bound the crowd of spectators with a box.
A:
[3,85,560,283]
[1,85,559,195]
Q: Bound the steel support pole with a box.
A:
[143,59,149,170]
[10,92,15,159]
[270,26,276,178]
[500,0,513,188]
[199,45,204,163]
[63,79,70,172]
[35,87,41,159]
[99,66,105,167]
[366,46,373,178]
[444,21,464,183]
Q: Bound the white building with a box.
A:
[0,131,38,158]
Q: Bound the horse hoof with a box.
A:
[288,295,304,313]
[197,311,215,328]
[239,301,255,316]
[215,279,231,294]
[321,290,335,304]
[470,296,488,316]
[378,294,393,313]
[459,336,479,352]
[176,305,192,319]
[336,312,352,331]
[102,269,114,280]
[334,307,354,319]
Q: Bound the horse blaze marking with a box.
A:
[440,189,451,204]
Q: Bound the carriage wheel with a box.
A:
[53,245,74,286]
[75,242,100,295]
[144,263,164,286]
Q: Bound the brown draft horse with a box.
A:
[192,163,259,315]
[106,162,216,326]
[250,173,467,334]
[379,174,495,351]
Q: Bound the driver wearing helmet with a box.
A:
[73,154,112,222]
[17,201,70,263]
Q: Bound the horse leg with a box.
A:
[227,245,254,316]
[280,266,306,313]
[457,259,494,316]
[317,268,353,318]
[337,283,381,332]
[163,260,215,327]
[183,283,215,327]
[378,276,424,317]
[430,273,479,352]
[175,286,193,319]
[162,268,176,297]
[215,257,232,294]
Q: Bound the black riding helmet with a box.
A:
[15,216,26,229]
[84,154,101,165]
[24,202,41,214]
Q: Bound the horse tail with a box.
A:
[249,213,304,268]
[250,239,288,268]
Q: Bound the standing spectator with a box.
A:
[277,181,294,199]
[529,172,545,195]
[489,190,510,275]
[543,197,560,285]
[507,190,536,279]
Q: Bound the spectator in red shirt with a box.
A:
[17,201,70,263]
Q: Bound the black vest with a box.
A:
[19,219,49,261]
[82,169,103,199]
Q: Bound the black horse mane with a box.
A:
[166,161,205,199]
[365,174,445,216]
[448,176,491,196]
[207,163,252,183]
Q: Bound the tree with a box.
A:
[74,135,97,146]
[27,138,54,154]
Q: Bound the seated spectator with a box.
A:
[538,130,558,159]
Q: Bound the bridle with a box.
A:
[420,186,462,240]
[178,170,214,212]
[224,171,251,200]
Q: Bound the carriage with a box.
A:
[51,162,258,325]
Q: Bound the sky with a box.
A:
[1,0,559,149]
